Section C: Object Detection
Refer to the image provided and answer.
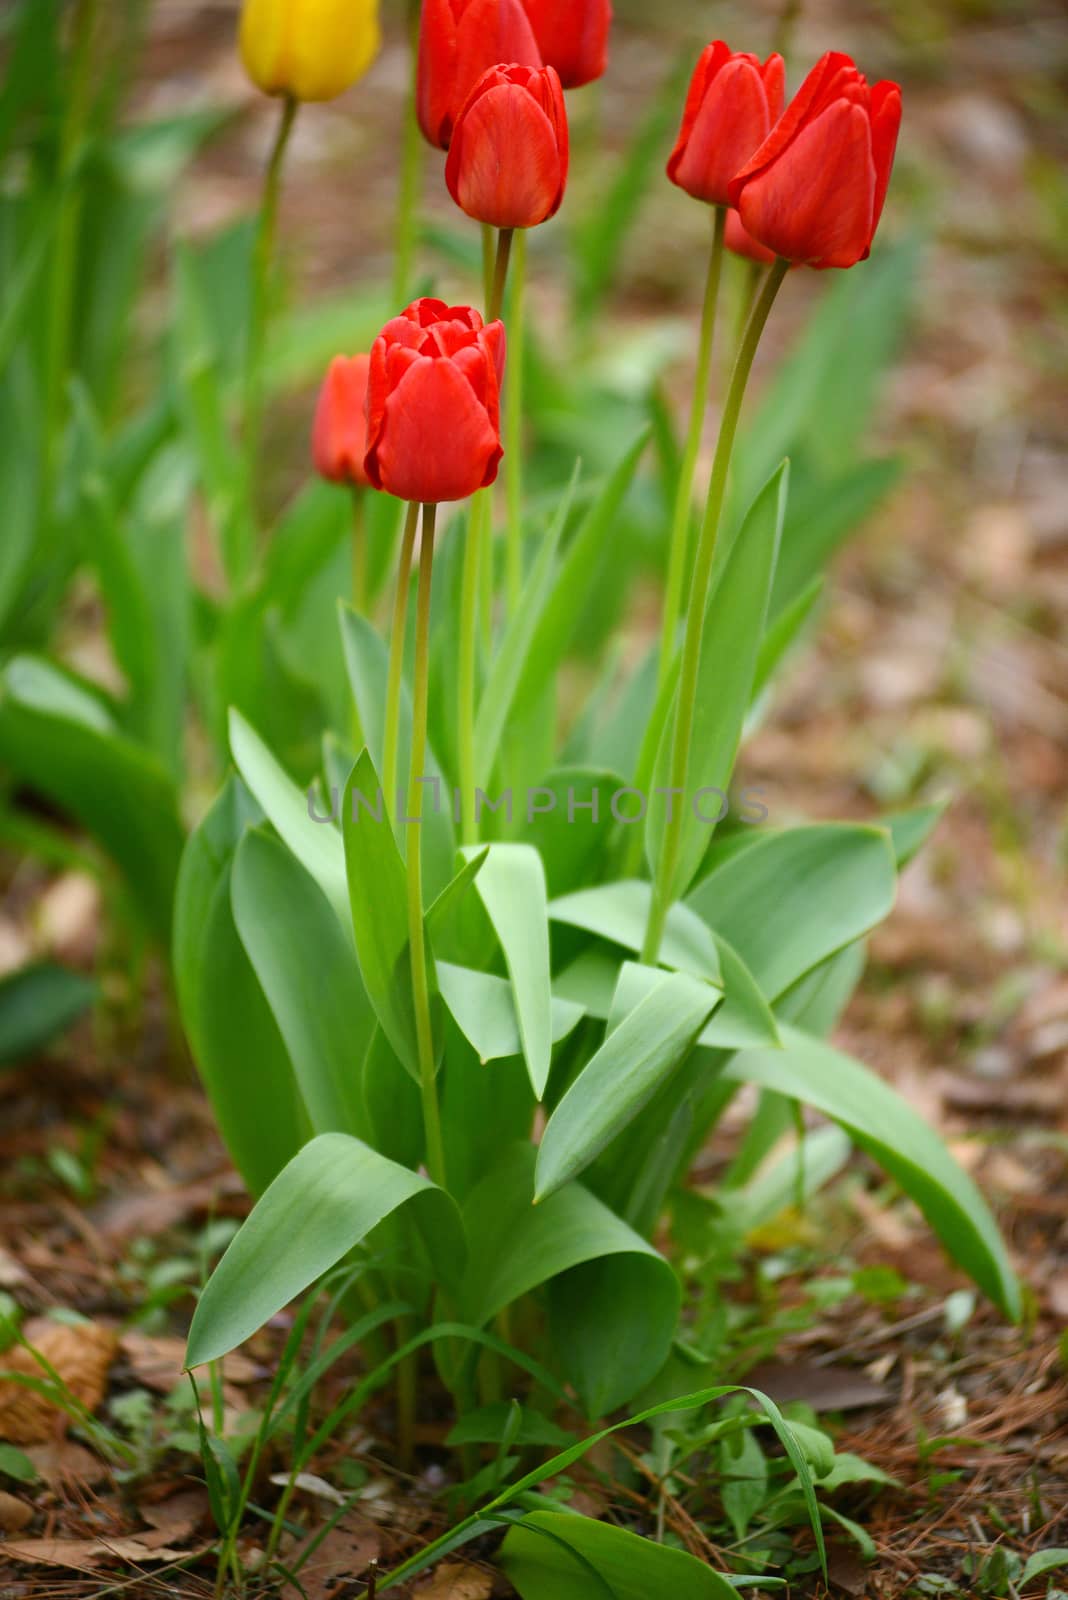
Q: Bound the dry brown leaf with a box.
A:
[2,1536,190,1569]
[0,1322,117,1444]
[119,1330,259,1395]
[413,1559,494,1599]
[25,1438,110,1487]
[746,1359,891,1412]
[0,1488,34,1532]
[296,1519,380,1600]
[136,1488,209,1547]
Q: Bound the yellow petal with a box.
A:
[240,0,380,102]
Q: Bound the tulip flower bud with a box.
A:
[729,51,902,270]
[519,0,612,90]
[668,42,784,210]
[364,299,506,504]
[445,64,568,230]
[312,354,372,488]
[239,0,381,103]
[417,0,542,149]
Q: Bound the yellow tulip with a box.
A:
[240,0,381,103]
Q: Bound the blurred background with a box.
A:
[0,0,1066,1584]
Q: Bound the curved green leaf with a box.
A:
[550,881,721,983]
[0,657,183,942]
[463,844,553,1098]
[229,707,348,927]
[186,1132,464,1367]
[536,971,717,1201]
[231,828,374,1137]
[725,1026,1020,1319]
[0,964,96,1068]
[687,823,896,1000]
[173,778,307,1195]
[501,1510,742,1600]
[438,963,583,1066]
[462,1146,679,1416]
[648,463,788,898]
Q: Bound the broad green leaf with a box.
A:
[770,457,901,618]
[438,963,583,1065]
[648,463,788,899]
[342,751,432,1081]
[338,604,455,899]
[883,801,946,868]
[687,824,897,1000]
[595,948,775,1052]
[463,844,553,1099]
[550,881,721,984]
[446,1404,573,1449]
[512,430,650,728]
[475,464,579,788]
[186,1133,463,1367]
[725,1026,1021,1319]
[521,767,623,897]
[0,657,183,943]
[553,946,623,1019]
[440,1025,536,1201]
[536,971,717,1201]
[173,778,307,1195]
[501,1510,742,1600]
[462,1145,679,1417]
[751,575,823,702]
[231,828,374,1138]
[0,964,96,1067]
[229,707,348,928]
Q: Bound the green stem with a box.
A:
[383,501,420,821]
[657,205,725,691]
[392,9,423,305]
[489,227,514,323]
[351,487,368,614]
[458,494,485,846]
[481,223,495,312]
[42,0,98,527]
[407,505,447,1189]
[641,258,789,965]
[504,228,527,610]
[243,93,298,536]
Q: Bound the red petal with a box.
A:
[373,357,502,503]
[729,50,860,204]
[446,81,565,228]
[869,80,902,240]
[670,54,777,206]
[737,99,876,268]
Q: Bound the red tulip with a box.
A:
[364,298,506,504]
[519,0,611,89]
[667,43,784,209]
[417,0,542,149]
[724,209,778,266]
[445,64,568,229]
[312,354,372,488]
[729,51,902,270]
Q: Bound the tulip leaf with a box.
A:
[686,822,897,1000]
[550,881,721,984]
[725,1026,1021,1319]
[0,964,96,1068]
[229,707,349,928]
[342,751,435,1082]
[438,963,583,1066]
[186,1133,464,1368]
[173,777,308,1195]
[338,602,455,899]
[512,430,650,729]
[501,1510,743,1600]
[536,971,717,1202]
[647,462,788,900]
[231,827,374,1138]
[0,656,184,944]
[461,844,553,1099]
[462,1145,679,1418]
[475,463,579,787]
